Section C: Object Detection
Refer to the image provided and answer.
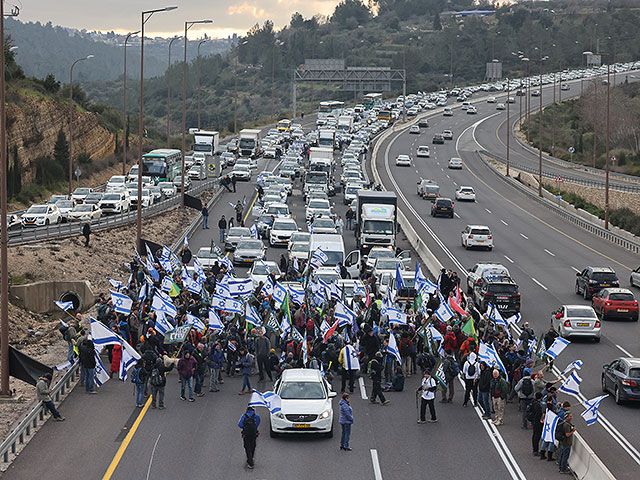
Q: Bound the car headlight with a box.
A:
[320,409,331,419]
[275,412,285,419]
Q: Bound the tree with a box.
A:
[433,12,442,30]
[290,12,305,29]
[43,73,60,93]
[53,128,70,177]
[331,0,371,26]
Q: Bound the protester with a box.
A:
[514,367,535,429]
[238,406,260,469]
[36,373,65,421]
[208,343,224,392]
[477,361,492,419]
[78,337,97,394]
[557,412,576,474]
[339,342,358,393]
[255,330,272,382]
[238,347,254,395]
[441,349,458,403]
[339,393,354,451]
[201,205,209,229]
[131,359,148,407]
[149,357,173,409]
[418,371,437,424]
[462,351,479,407]
[192,343,208,397]
[218,215,227,243]
[490,369,508,426]
[82,222,91,247]
[369,352,390,405]
[177,351,197,402]
[529,392,544,456]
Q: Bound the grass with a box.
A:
[10,272,39,286]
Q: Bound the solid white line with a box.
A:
[485,208,492,214]
[145,434,162,480]
[571,266,581,273]
[531,277,548,290]
[500,219,508,226]
[358,377,368,400]
[504,255,514,264]
[370,449,383,480]
[520,233,529,239]
[544,249,556,257]
[616,344,633,357]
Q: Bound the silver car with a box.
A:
[225,227,252,251]
[551,305,601,342]
[233,239,265,265]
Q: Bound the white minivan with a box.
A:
[309,233,360,278]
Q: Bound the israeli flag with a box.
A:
[151,293,178,318]
[118,344,138,382]
[110,290,133,315]
[559,372,582,399]
[94,350,111,387]
[154,311,173,335]
[280,313,291,338]
[561,360,584,377]
[216,282,231,298]
[185,313,207,334]
[343,344,359,371]
[272,282,288,307]
[581,395,608,426]
[89,318,140,362]
[387,307,408,325]
[261,277,275,297]
[210,294,243,314]
[248,390,282,414]
[228,278,253,297]
[161,277,174,293]
[249,223,258,239]
[478,341,492,364]
[137,283,147,304]
[219,256,235,272]
[301,337,308,365]
[184,276,202,294]
[184,235,189,249]
[542,410,560,444]
[107,277,124,291]
[395,264,405,292]
[546,337,570,359]
[193,258,206,281]
[245,303,263,327]
[157,256,173,274]
[287,284,305,305]
[429,325,444,342]
[387,330,402,364]
[354,283,367,298]
[434,299,454,323]
[160,246,172,259]
[309,248,328,269]
[146,258,160,282]
[54,300,74,311]
[330,283,342,301]
[506,313,521,324]
[488,304,507,326]
[292,256,299,272]
[208,307,225,331]
[335,300,357,327]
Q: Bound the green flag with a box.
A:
[461,317,477,340]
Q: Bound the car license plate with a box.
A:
[601,284,610,287]
[618,309,629,312]
[294,423,310,428]
[576,322,590,327]
[477,240,484,243]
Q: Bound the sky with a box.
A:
[15,0,342,38]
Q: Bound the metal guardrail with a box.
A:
[7,177,219,247]
[1,362,80,465]
[476,151,640,254]
[481,149,640,194]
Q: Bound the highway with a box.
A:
[372,93,640,478]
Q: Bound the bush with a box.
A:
[34,156,65,188]
[609,208,640,236]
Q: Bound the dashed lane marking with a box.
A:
[520,233,529,240]
[500,219,508,226]
[544,249,556,257]
[531,277,548,290]
[504,255,514,264]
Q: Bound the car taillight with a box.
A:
[634,301,638,306]
[484,293,494,298]
[513,294,520,298]
[564,320,571,327]
[595,320,601,328]
[622,379,637,387]
[488,235,492,239]
[468,235,474,238]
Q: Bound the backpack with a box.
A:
[130,367,143,384]
[400,339,411,357]
[149,368,163,387]
[555,420,567,442]
[58,324,70,341]
[521,377,533,396]
[467,362,476,377]
[525,401,536,422]
[242,414,258,438]
[445,358,459,377]
[418,353,435,372]
[514,365,525,383]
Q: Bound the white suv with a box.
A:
[99,191,131,214]
[21,204,62,227]
[106,175,127,192]
[461,225,493,250]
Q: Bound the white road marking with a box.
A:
[617,344,633,357]
[145,434,162,480]
[500,219,508,226]
[453,181,458,186]
[454,212,461,218]
[446,174,450,179]
[571,266,581,273]
[503,255,514,264]
[440,167,444,172]
[485,208,492,214]
[358,377,368,400]
[544,249,556,257]
[520,233,529,239]
[531,277,548,290]
[370,450,383,480]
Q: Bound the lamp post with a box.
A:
[197,39,208,130]
[506,77,510,177]
[69,55,94,196]
[137,6,178,251]
[167,35,180,147]
[271,39,284,122]
[537,54,549,197]
[122,31,139,175]
[519,57,529,136]
[182,19,213,207]
[234,40,248,135]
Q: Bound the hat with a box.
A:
[468,352,477,363]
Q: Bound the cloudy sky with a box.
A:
[16,0,342,38]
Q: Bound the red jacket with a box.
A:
[443,331,457,353]
[111,344,122,373]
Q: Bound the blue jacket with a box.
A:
[209,349,224,368]
[238,410,261,429]
[339,398,353,425]
[238,353,253,375]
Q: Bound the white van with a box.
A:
[309,233,360,278]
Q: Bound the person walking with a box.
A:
[192,343,207,397]
[369,352,390,405]
[208,343,224,392]
[77,338,97,394]
[177,351,197,402]
[238,406,260,469]
[235,200,244,225]
[36,373,65,421]
[82,222,91,247]
[339,342,359,393]
[255,330,272,382]
[131,359,148,407]
[529,392,544,456]
[64,319,79,364]
[345,207,354,230]
[441,350,458,403]
[417,371,438,423]
[149,357,173,409]
[238,347,254,394]
[557,412,576,474]
[335,215,344,235]
[477,361,492,419]
[490,369,509,426]
[514,368,535,429]
[201,205,209,229]
[218,215,227,244]
[462,352,479,407]
[231,174,237,192]
[339,393,354,450]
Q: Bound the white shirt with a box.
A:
[421,376,436,401]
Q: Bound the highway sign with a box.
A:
[555,175,565,183]
[568,146,575,154]
[610,155,617,162]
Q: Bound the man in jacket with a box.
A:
[369,352,390,405]
[514,370,535,429]
[208,342,224,391]
[490,369,509,426]
[339,393,354,450]
[443,326,457,353]
[441,350,458,403]
[558,412,576,474]
[417,371,437,423]
[254,330,272,382]
[192,343,208,397]
[36,373,65,421]
[361,327,380,364]
[201,205,209,229]
[177,351,197,402]
[477,361,492,419]
[150,357,174,409]
[238,347,254,395]
[462,352,479,407]
[238,406,260,469]
[218,215,227,243]
[78,338,97,394]
[530,392,544,456]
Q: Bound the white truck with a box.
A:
[309,233,360,279]
[318,129,336,150]
[337,115,354,134]
[192,130,219,161]
[309,147,334,164]
[239,129,262,158]
[356,191,398,252]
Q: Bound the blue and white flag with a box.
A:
[387,330,402,364]
[292,256,299,272]
[478,341,492,364]
[118,344,138,382]
[54,300,74,311]
[210,294,243,314]
[161,276,175,293]
[488,304,507,326]
[559,372,582,399]
[185,313,207,334]
[154,311,173,335]
[581,395,608,426]
[110,290,133,315]
[151,293,178,317]
[395,264,405,292]
[249,223,258,239]
[272,282,288,307]
[160,246,171,259]
[354,283,367,298]
[107,277,124,291]
[157,256,173,274]
[561,360,584,377]
[506,313,521,324]
[94,350,111,387]
[146,258,160,282]
[261,277,275,297]
[415,264,437,295]
[89,318,140,361]
[193,259,206,281]
[228,278,253,297]
[208,307,225,331]
[386,307,408,325]
[137,283,147,304]
[183,235,189,249]
[343,344,359,371]
[216,281,231,298]
[287,284,305,305]
[434,298,454,323]
[309,248,328,269]
[245,303,263,327]
[546,337,570,360]
[301,337,308,365]
[542,409,560,444]
[280,312,291,339]
[429,325,444,342]
[219,256,235,272]
[248,390,282,414]
[335,300,356,327]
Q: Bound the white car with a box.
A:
[496,103,506,110]
[187,164,207,181]
[487,96,496,103]
[395,154,411,166]
[442,130,454,140]
[416,146,430,158]
[270,368,336,437]
[448,157,463,169]
[264,147,277,159]
[106,175,127,192]
[56,200,75,221]
[195,247,220,268]
[270,217,299,247]
[158,181,177,197]
[306,199,332,221]
[249,261,281,288]
[21,204,62,227]
[99,191,131,215]
[67,204,102,222]
[461,225,493,250]
[131,189,154,208]
[312,267,341,285]
[409,125,420,134]
[551,305,601,342]
[455,186,476,202]
[466,106,478,115]
[173,175,192,191]
[71,187,92,204]
[443,107,453,116]
[232,165,251,181]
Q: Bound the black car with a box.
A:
[602,357,640,404]
[431,198,454,218]
[418,119,429,128]
[432,134,444,144]
[473,276,520,315]
[575,266,619,300]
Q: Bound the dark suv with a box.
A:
[432,134,444,144]
[575,266,619,300]
[473,275,521,315]
[418,119,429,128]
[431,198,454,218]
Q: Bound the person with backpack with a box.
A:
[150,357,173,409]
[557,412,576,474]
[490,369,509,426]
[208,342,224,392]
[177,351,197,402]
[369,352,390,405]
[462,352,479,407]
[399,333,413,377]
[417,349,435,376]
[477,361,492,419]
[441,350,459,403]
[417,370,438,424]
[514,368,535,429]
[339,393,354,450]
[238,406,260,469]
[62,319,79,364]
[528,392,544,456]
[131,359,148,407]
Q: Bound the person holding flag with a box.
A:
[339,342,359,393]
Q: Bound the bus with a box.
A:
[277,119,292,132]
[318,101,345,120]
[363,93,383,110]
[377,110,392,122]
[141,149,182,183]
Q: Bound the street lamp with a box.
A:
[122,31,139,175]
[271,39,284,122]
[182,19,213,207]
[197,39,208,130]
[537,54,549,197]
[167,36,180,147]
[69,55,94,196]
[137,6,178,251]
[235,40,248,134]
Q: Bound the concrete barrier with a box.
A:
[9,280,95,313]
[569,432,616,480]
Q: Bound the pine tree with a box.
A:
[53,128,70,177]
[433,12,442,31]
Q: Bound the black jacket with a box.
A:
[218,218,227,229]
[478,366,492,392]
[78,340,97,369]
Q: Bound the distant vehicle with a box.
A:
[310,217,337,235]
[231,165,251,181]
[551,305,600,342]
[487,97,496,103]
[575,267,619,300]
[417,179,440,200]
[68,204,102,222]
[496,103,506,110]
[106,175,127,193]
[591,288,638,321]
[99,191,131,215]
[21,204,62,227]
[431,198,454,218]
[442,130,454,140]
[466,263,510,294]
[432,134,444,144]
[409,125,420,134]
[142,149,182,183]
[249,260,280,287]
[173,175,192,191]
[506,97,516,103]
[602,357,640,403]
[416,146,431,158]
[270,218,299,247]
[443,107,453,116]
[631,266,640,288]
[461,225,493,250]
[158,181,177,198]
[194,247,220,268]
[455,186,476,202]
[466,106,478,114]
[448,157,463,169]
[233,239,266,265]
[56,200,75,222]
[225,227,252,250]
[561,84,570,91]
[71,187,92,204]
[418,119,429,128]
[395,154,411,166]
[187,164,207,181]
[83,192,103,206]
[531,89,541,97]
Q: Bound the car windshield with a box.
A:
[363,220,393,235]
[609,292,634,301]
[27,206,48,214]
[369,249,394,260]
[290,233,310,243]
[57,201,73,208]
[229,228,251,237]
[291,243,309,253]
[279,381,326,400]
[74,205,93,212]
[309,200,329,208]
[274,222,297,231]
[253,264,280,276]
[436,200,452,207]
[591,272,618,282]
[237,240,262,250]
[487,284,518,295]
[197,249,216,258]
[102,194,121,201]
[566,307,597,318]
[158,182,173,189]
[74,188,91,195]
[314,218,334,228]
[110,177,125,184]
[376,259,399,270]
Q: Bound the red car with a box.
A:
[592,288,639,321]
